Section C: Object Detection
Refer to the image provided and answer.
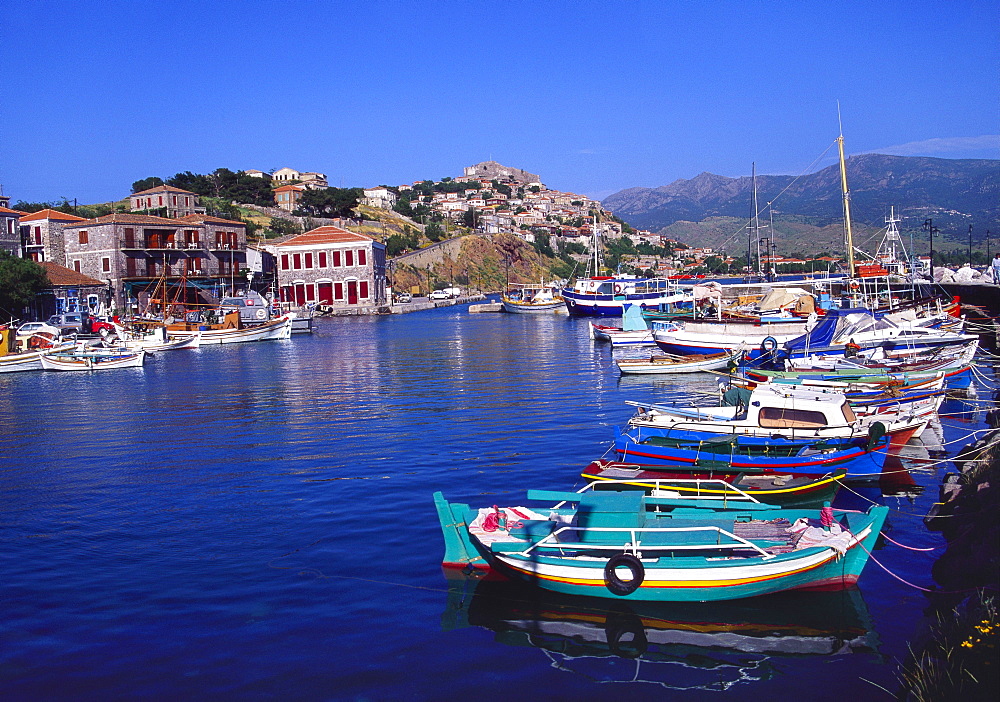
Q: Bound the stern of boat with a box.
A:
[434,492,489,570]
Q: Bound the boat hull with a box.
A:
[614,429,889,478]
[580,459,844,508]
[434,493,888,602]
[501,298,566,314]
[616,351,735,375]
[40,351,145,371]
[180,316,292,345]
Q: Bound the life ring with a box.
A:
[614,284,623,295]
[760,336,778,352]
[849,282,860,290]
[255,308,267,320]
[604,553,644,596]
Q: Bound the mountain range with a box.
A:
[602,154,1000,254]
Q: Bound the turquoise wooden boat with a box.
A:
[434,489,887,602]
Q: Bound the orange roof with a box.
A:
[131,184,199,197]
[273,184,305,193]
[40,261,105,287]
[0,206,28,216]
[63,213,199,228]
[19,208,88,223]
[274,226,374,247]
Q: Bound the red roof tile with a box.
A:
[274,226,374,247]
[19,208,88,223]
[40,261,105,286]
[63,213,199,228]
[131,184,199,197]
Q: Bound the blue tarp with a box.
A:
[784,308,871,351]
[622,303,649,331]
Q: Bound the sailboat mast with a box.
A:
[751,162,759,279]
[837,134,856,279]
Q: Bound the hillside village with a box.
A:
[0,160,852,320]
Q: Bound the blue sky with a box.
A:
[2,0,997,205]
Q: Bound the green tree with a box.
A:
[461,208,479,228]
[166,171,212,195]
[293,187,362,218]
[131,176,164,193]
[425,221,445,242]
[13,200,78,215]
[531,233,555,258]
[0,252,50,317]
[267,218,301,238]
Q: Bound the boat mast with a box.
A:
[837,124,856,280]
[590,216,603,276]
[752,162,761,279]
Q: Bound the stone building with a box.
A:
[272,168,328,188]
[362,187,398,209]
[18,208,88,265]
[61,213,247,309]
[130,185,206,218]
[274,184,305,212]
[461,161,540,185]
[1,205,24,257]
[38,261,108,317]
[267,226,386,311]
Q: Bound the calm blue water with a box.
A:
[0,304,992,700]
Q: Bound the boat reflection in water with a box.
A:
[442,570,880,691]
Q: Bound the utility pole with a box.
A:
[923,219,938,282]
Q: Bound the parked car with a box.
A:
[395,292,412,303]
[429,289,450,300]
[45,313,84,334]
[15,321,61,349]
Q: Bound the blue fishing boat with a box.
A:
[613,424,889,478]
[434,489,888,602]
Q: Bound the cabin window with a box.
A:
[842,403,857,423]
[758,407,828,428]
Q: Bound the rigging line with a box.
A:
[850,528,997,595]
[714,139,841,252]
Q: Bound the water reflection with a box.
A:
[442,571,880,691]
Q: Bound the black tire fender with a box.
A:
[604,609,648,657]
[604,553,644,596]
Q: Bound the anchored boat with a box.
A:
[435,488,888,601]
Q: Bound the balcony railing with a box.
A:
[120,237,205,250]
